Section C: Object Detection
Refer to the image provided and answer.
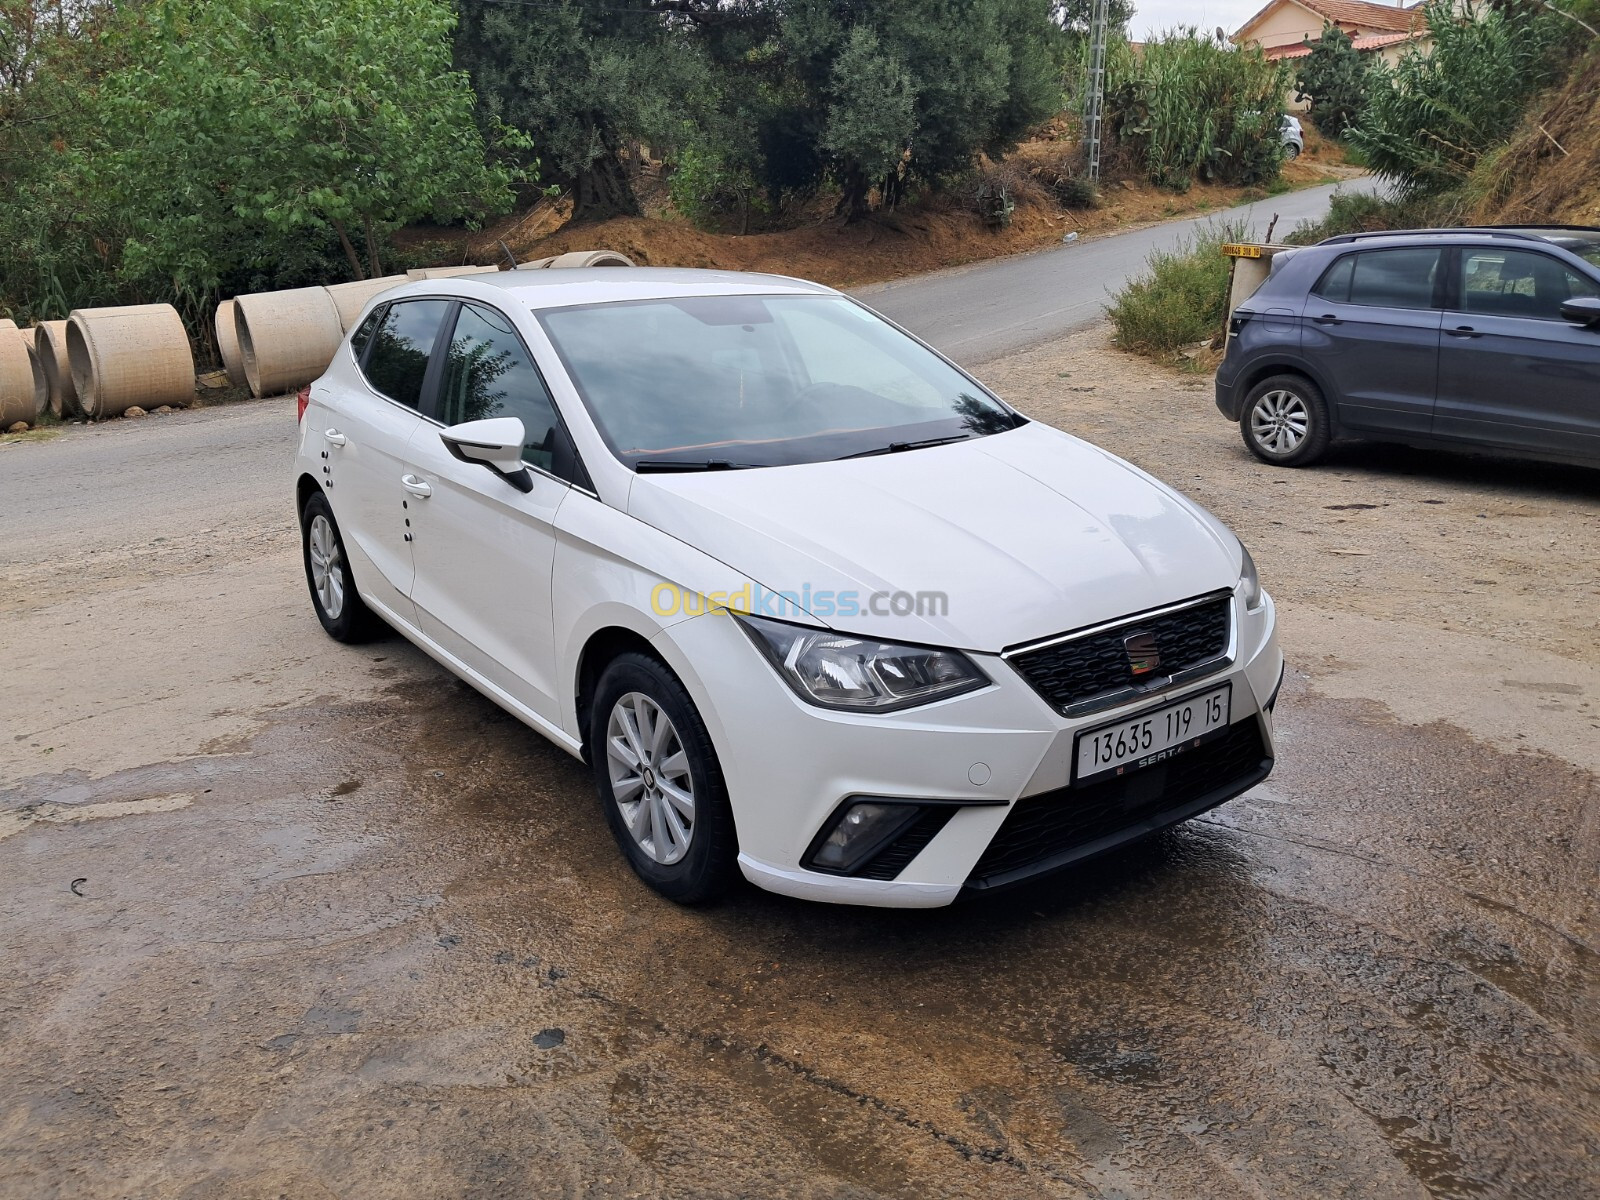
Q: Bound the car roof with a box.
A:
[391,266,837,312]
[1318,225,1600,252]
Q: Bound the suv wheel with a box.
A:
[300,491,383,642]
[590,652,737,905]
[1241,374,1330,467]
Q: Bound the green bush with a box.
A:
[1108,30,1287,191]
[1351,0,1571,199]
[1107,222,1246,359]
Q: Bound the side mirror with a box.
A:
[1560,296,1600,327]
[440,416,533,493]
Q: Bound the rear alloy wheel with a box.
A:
[1241,374,1330,467]
[300,491,383,643]
[590,652,737,904]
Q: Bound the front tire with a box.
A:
[300,491,383,643]
[1241,373,1330,466]
[590,652,737,905]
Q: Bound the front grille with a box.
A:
[1006,594,1231,713]
[966,719,1269,890]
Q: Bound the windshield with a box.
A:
[537,294,1023,469]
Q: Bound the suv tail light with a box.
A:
[296,384,311,424]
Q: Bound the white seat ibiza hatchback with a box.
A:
[294,268,1282,907]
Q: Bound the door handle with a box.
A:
[400,474,432,498]
[1445,325,1481,339]
[324,428,347,447]
[1312,313,1342,325]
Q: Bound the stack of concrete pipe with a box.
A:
[223,252,631,400]
[0,318,47,429]
[34,320,80,418]
[66,304,194,419]
[517,251,636,270]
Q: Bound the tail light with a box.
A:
[297,384,311,424]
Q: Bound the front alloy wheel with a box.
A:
[1240,373,1330,467]
[590,652,736,904]
[606,691,696,865]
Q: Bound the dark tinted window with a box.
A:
[1313,255,1355,302]
[350,306,383,361]
[1345,248,1441,310]
[1460,248,1600,320]
[439,304,561,473]
[362,300,450,409]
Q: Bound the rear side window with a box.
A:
[1346,248,1441,310]
[1460,248,1600,320]
[361,299,450,410]
[1313,255,1355,302]
[438,303,563,473]
[350,306,383,361]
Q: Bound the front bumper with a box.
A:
[654,591,1282,908]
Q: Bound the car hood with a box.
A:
[625,422,1242,651]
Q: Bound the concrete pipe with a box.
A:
[214,300,247,388]
[406,266,500,280]
[323,276,408,333]
[549,250,635,268]
[66,304,194,419]
[514,257,558,271]
[0,327,39,428]
[233,287,343,399]
[35,321,80,418]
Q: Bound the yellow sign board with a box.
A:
[1221,243,1263,258]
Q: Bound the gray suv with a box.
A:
[1215,227,1600,468]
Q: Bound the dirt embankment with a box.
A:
[416,139,1360,292]
[1472,46,1600,225]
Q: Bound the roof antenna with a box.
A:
[497,239,519,271]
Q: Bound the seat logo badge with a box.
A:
[1124,631,1161,677]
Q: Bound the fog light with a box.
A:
[809,801,923,875]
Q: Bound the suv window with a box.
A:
[1460,248,1599,320]
[1341,248,1441,310]
[362,299,450,410]
[438,303,563,474]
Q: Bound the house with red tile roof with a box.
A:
[1232,1,1436,109]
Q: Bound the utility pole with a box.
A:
[1085,0,1110,183]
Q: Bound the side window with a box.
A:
[1347,248,1441,311]
[361,299,450,410]
[1312,255,1355,303]
[1460,248,1600,320]
[349,306,383,361]
[439,303,563,474]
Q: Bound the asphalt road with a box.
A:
[860,177,1380,365]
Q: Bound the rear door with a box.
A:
[325,299,452,625]
[1433,245,1600,460]
[1301,246,1445,437]
[404,301,579,725]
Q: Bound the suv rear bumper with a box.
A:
[1215,361,1245,421]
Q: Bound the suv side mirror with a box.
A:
[440,416,534,493]
[1560,296,1600,327]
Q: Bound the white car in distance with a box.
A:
[294,268,1283,908]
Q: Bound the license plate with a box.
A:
[1073,684,1232,785]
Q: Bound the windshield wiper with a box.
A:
[633,459,759,473]
[836,434,974,461]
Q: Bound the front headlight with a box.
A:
[1239,543,1264,610]
[735,614,988,712]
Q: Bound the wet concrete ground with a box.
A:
[3,337,1598,1197]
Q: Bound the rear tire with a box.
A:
[590,652,737,905]
[300,491,383,643]
[1240,373,1330,467]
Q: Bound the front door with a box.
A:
[1434,245,1600,460]
[1301,246,1445,437]
[404,302,573,726]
